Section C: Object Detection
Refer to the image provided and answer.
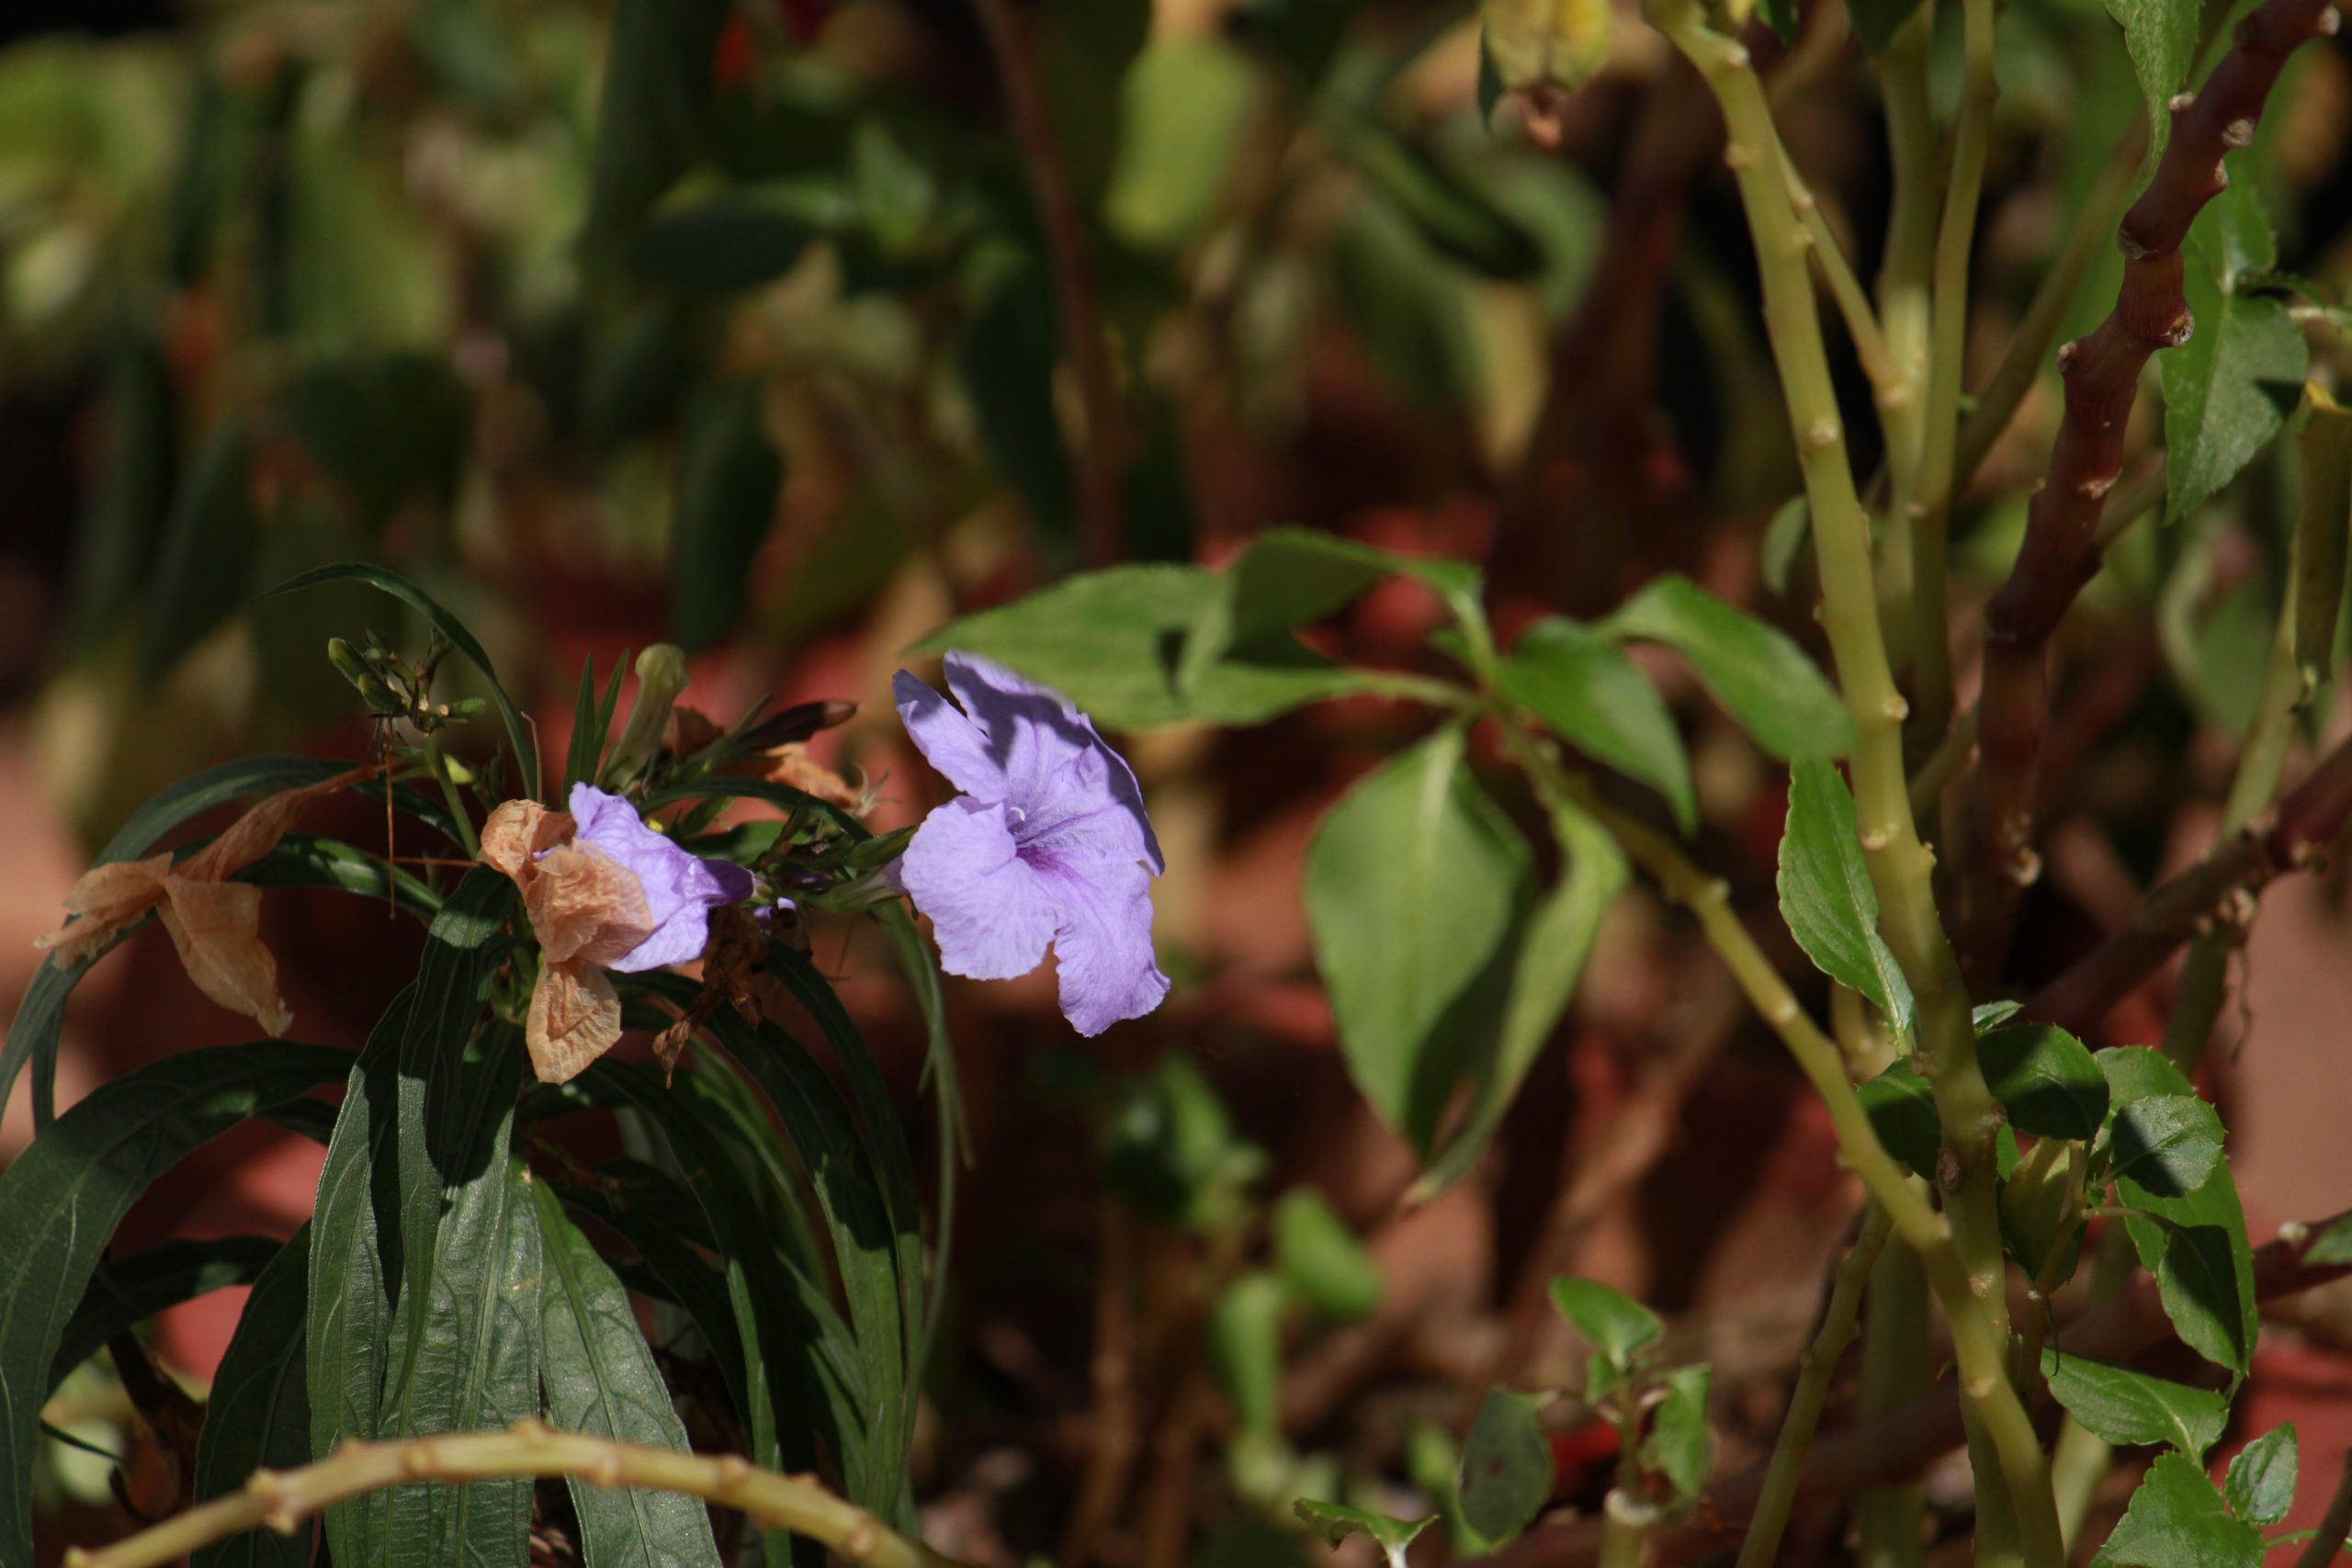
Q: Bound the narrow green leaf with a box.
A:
[1641,1364,1713,1502]
[2038,1348,2230,1455]
[1208,1271,1287,1440]
[1777,759,1914,1034]
[1306,729,1532,1150]
[1548,1278,1663,1370]
[1858,1061,1942,1175]
[50,1235,279,1396]
[1416,798,1625,1200]
[1978,1022,2109,1141]
[673,378,783,652]
[192,1225,313,1568]
[141,416,255,682]
[1459,1389,1552,1545]
[0,1043,346,1567]
[2224,1425,2296,1524]
[1273,1190,1384,1323]
[268,564,538,800]
[564,655,603,791]
[1602,575,1854,760]
[2092,1451,2264,1568]
[1499,618,1695,832]
[582,0,730,259]
[1293,1499,1436,1565]
[530,1180,725,1568]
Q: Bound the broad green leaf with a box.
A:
[2223,1425,2296,1524]
[0,1042,346,1568]
[1978,1023,2109,1140]
[2099,1050,2258,1374]
[1548,1278,1662,1370]
[1847,0,1928,51]
[1642,1363,1713,1501]
[1188,526,1484,692]
[378,1048,539,1568]
[1292,1499,1436,1566]
[2165,212,2308,522]
[269,563,538,799]
[672,378,783,651]
[2108,1092,2226,1196]
[49,1235,278,1395]
[1603,575,1854,761]
[1273,1190,1384,1323]
[1498,618,1695,833]
[530,1180,725,1568]
[1777,759,1914,1034]
[2104,0,2198,155]
[2038,1348,2230,1455]
[1858,1061,1942,1175]
[1416,799,1625,1200]
[192,1225,312,1568]
[1209,1271,1288,1440]
[1306,729,1532,1151]
[1460,1389,1552,1544]
[140,416,254,682]
[2092,1451,2264,1568]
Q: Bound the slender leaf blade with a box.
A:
[1777,759,1914,1034]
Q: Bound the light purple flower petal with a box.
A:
[564,783,752,973]
[1043,863,1170,1036]
[898,796,1058,980]
[938,651,1163,874]
[893,670,1005,799]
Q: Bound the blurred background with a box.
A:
[5,0,2352,1562]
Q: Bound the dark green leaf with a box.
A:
[582,0,731,259]
[141,416,255,682]
[1547,1278,1662,1371]
[2223,1425,2296,1524]
[1777,759,1914,1034]
[2109,1093,2226,1197]
[530,1179,725,1568]
[2092,1451,2264,1568]
[1317,106,1544,279]
[1273,1190,1383,1323]
[1208,1270,1287,1440]
[2104,0,2199,154]
[1459,1389,1552,1545]
[673,378,783,651]
[1859,1061,1942,1175]
[1498,618,1694,833]
[0,1043,346,1567]
[1416,799,1625,1201]
[956,262,1076,539]
[1292,1499,1436,1564]
[1973,1000,2025,1033]
[1306,729,1531,1151]
[634,182,836,292]
[1100,1055,1268,1234]
[2039,1348,2230,1455]
[1330,187,1480,409]
[1757,0,1801,46]
[2295,389,2352,694]
[1979,1023,2109,1141]
[282,355,470,531]
[1848,0,1928,52]
[1641,1364,1713,1501]
[192,1225,313,1568]
[2165,228,2308,522]
[1602,575,1854,761]
[268,564,538,799]
[62,333,175,655]
[50,1235,279,1395]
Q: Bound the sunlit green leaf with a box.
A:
[1498,618,1695,834]
[2223,1425,2296,1525]
[1548,1278,1662,1371]
[1778,759,1913,1035]
[2092,1451,2263,1568]
[2039,1349,2230,1456]
[1603,575,1853,761]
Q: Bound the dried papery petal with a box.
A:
[156,876,292,1036]
[37,854,175,968]
[181,765,378,883]
[663,705,726,759]
[527,957,622,1084]
[481,799,577,883]
[524,845,655,966]
[768,744,863,811]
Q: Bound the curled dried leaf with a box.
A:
[768,745,864,811]
[527,957,622,1084]
[156,876,292,1036]
[480,799,576,883]
[524,845,655,966]
[180,765,377,883]
[36,854,175,968]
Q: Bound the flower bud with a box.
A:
[1483,0,1611,145]
[604,644,691,784]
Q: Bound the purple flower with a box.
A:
[564,783,754,972]
[893,651,1169,1035]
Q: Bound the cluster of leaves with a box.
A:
[0,570,953,1567]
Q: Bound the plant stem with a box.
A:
[1855,1243,1930,1568]
[63,1424,964,1568]
[423,737,479,860]
[967,0,1125,565]
[1600,1491,1653,1568]
[1907,0,2000,752]
[2295,1450,2352,1568]
[1637,8,2051,1554]
[1737,1204,1895,1568]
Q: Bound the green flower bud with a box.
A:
[327,637,373,690]
[603,643,691,784]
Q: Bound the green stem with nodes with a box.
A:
[1635,6,2056,1557]
[1736,1203,1895,1568]
[1909,0,2000,749]
[1599,1492,1653,1568]
[424,737,479,860]
[63,1425,965,1568]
